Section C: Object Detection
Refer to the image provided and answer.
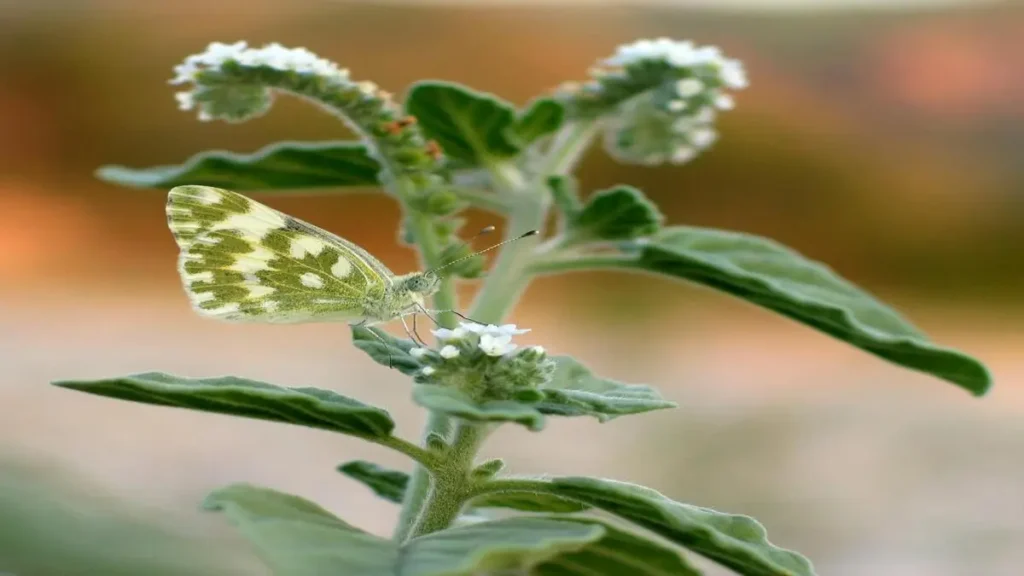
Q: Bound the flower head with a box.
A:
[560,37,747,167]
[439,345,460,359]
[409,347,430,359]
[479,333,517,357]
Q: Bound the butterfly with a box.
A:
[165,185,534,337]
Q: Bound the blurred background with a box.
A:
[1,0,1022,574]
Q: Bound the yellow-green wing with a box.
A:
[167,185,391,323]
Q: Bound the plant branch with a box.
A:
[371,435,440,470]
[393,412,453,541]
[528,252,641,276]
[406,422,487,539]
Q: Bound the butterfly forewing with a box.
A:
[167,185,393,323]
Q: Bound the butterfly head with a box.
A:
[398,272,441,298]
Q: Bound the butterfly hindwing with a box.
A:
[167,185,393,323]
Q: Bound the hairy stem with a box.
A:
[407,423,487,539]
[393,411,453,541]
[467,121,600,324]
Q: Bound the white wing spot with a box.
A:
[170,222,201,232]
[185,271,214,284]
[229,246,275,274]
[189,291,215,304]
[217,211,286,240]
[247,285,276,298]
[262,300,279,312]
[195,187,222,205]
[300,272,325,289]
[290,236,328,259]
[204,302,241,315]
[331,256,353,278]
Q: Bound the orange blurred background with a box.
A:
[1,1,1022,575]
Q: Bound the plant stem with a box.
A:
[393,411,452,542]
[528,253,641,276]
[407,423,486,539]
[394,121,601,540]
[372,435,438,469]
[466,121,599,324]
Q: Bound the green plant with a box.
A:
[55,38,991,575]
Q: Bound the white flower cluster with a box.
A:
[604,38,748,90]
[169,41,351,120]
[587,38,748,166]
[409,322,544,377]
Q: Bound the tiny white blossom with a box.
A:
[671,146,697,164]
[479,333,517,357]
[714,93,735,110]
[409,347,429,359]
[461,322,489,334]
[531,346,546,355]
[719,59,748,89]
[690,128,718,148]
[440,345,460,359]
[693,107,716,124]
[675,78,704,98]
[421,366,436,376]
[174,91,195,111]
[495,324,531,336]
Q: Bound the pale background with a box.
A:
[1,1,1022,575]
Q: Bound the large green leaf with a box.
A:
[412,385,546,431]
[205,484,690,575]
[567,185,664,243]
[537,356,676,422]
[405,82,563,166]
[52,373,394,439]
[203,484,397,575]
[532,519,704,576]
[97,141,381,190]
[337,460,587,513]
[492,476,814,576]
[636,226,991,395]
[350,326,421,376]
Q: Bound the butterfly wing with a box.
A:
[167,185,393,323]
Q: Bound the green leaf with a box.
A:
[537,356,676,422]
[471,493,587,514]
[351,326,420,376]
[402,517,603,575]
[638,226,992,395]
[52,372,394,439]
[337,460,408,504]
[406,82,563,166]
[205,484,687,575]
[338,460,586,513]
[203,484,398,575]
[412,385,546,431]
[532,518,704,576]
[546,477,815,576]
[568,185,664,243]
[509,97,565,147]
[97,141,381,191]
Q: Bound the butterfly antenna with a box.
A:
[426,229,539,276]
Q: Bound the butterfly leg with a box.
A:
[420,305,487,327]
[401,314,429,348]
[355,319,394,368]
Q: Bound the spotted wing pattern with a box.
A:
[166,185,392,323]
